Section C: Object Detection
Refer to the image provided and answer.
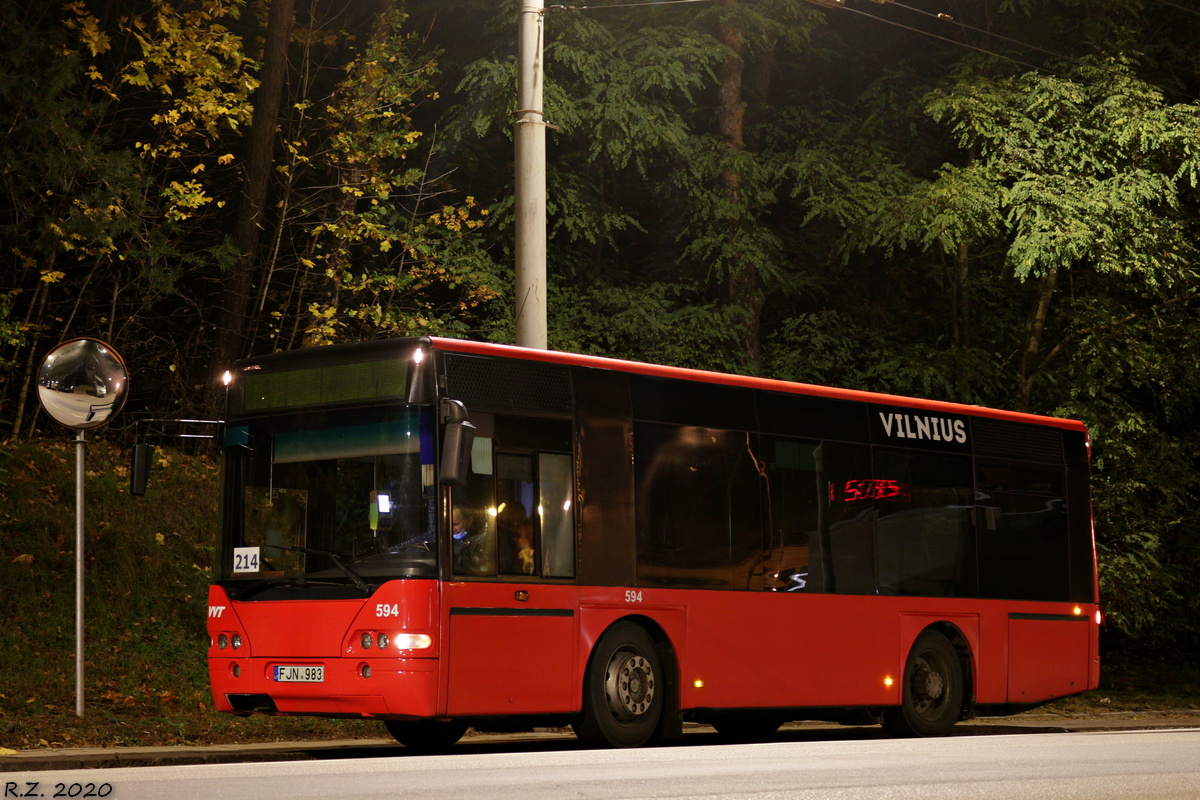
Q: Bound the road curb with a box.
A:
[0,739,400,772]
[4,716,1199,773]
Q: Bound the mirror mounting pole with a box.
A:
[35,338,129,720]
[130,418,222,496]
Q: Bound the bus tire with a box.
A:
[384,718,469,753]
[574,621,664,748]
[882,629,964,737]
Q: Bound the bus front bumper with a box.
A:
[209,656,439,719]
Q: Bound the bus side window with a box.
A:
[496,453,537,575]
[452,434,497,576]
[539,453,575,578]
[486,415,577,580]
[491,450,576,578]
[762,437,821,592]
[810,443,874,595]
[873,449,975,598]
[976,459,1069,601]
[634,423,763,589]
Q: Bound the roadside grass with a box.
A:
[1044,649,1200,716]
[0,439,381,749]
[2,440,1196,750]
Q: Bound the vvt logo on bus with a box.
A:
[878,412,967,444]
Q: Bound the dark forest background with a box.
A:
[1,0,1199,655]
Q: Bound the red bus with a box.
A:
[207,336,1099,749]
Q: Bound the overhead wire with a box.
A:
[818,0,1199,102]
[1151,0,1200,19]
[546,0,717,13]
[552,0,1048,74]
[831,2,1048,74]
[549,0,1198,102]
[891,1,1072,63]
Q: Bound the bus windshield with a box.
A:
[220,406,438,593]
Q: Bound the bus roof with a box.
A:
[429,337,1087,434]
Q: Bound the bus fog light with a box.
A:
[231,663,241,678]
[393,633,432,650]
[361,664,372,678]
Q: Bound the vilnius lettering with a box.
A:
[878,412,967,444]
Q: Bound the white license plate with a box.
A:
[274,665,324,683]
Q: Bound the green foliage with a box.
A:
[1047,284,1200,644]
[0,0,501,435]
[0,289,23,368]
[546,20,719,175]
[112,0,258,158]
[283,8,500,345]
[923,56,1200,283]
[64,0,255,265]
[844,160,1004,261]
[442,0,834,364]
[550,281,748,373]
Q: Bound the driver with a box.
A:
[452,509,493,574]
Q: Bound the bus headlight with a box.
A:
[392,633,432,650]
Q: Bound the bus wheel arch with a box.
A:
[883,624,972,737]
[574,617,679,748]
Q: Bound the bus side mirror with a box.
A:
[440,419,476,487]
[130,442,156,497]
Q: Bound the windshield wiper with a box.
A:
[263,544,373,595]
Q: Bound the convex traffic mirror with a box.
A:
[36,338,129,429]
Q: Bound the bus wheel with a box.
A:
[883,629,964,737]
[384,719,469,753]
[574,622,664,748]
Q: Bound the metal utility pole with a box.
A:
[514,0,548,350]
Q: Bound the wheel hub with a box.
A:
[924,669,945,700]
[606,651,656,721]
[911,655,948,716]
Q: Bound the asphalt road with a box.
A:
[5,728,1200,800]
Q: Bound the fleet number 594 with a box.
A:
[624,590,643,603]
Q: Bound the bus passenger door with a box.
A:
[442,432,580,716]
